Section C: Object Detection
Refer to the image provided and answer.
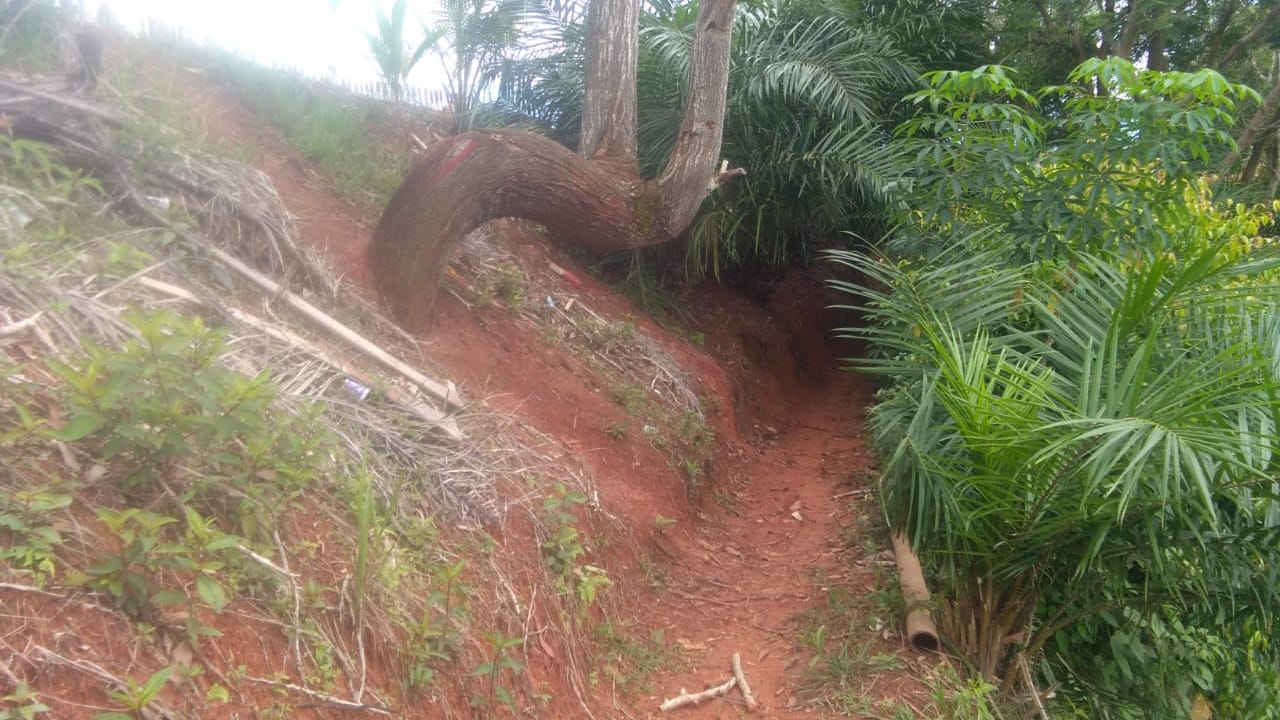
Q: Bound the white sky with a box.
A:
[82,0,448,87]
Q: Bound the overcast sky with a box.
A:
[81,0,447,87]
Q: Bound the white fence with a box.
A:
[332,79,451,110]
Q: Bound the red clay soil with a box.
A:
[128,60,939,718]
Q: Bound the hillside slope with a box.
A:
[0,40,942,720]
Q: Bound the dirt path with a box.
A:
[641,371,901,718]
[170,71,932,717]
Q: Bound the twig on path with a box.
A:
[660,676,737,712]
[731,652,757,708]
[245,676,392,715]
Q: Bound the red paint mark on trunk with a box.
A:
[424,138,478,188]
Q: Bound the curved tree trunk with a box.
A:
[369,0,740,329]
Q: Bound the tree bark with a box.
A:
[1225,79,1280,181]
[1147,26,1167,71]
[655,0,737,235]
[368,0,741,329]
[580,0,639,164]
[1113,0,1144,60]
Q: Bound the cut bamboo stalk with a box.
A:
[891,531,940,653]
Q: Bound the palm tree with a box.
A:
[424,0,534,130]
[829,240,1280,704]
[368,0,440,106]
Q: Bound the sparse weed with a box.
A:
[540,484,610,615]
[0,682,50,720]
[94,666,171,720]
[406,559,471,694]
[593,623,684,693]
[470,630,524,714]
[604,421,628,440]
[494,262,526,309]
[0,484,72,584]
[610,383,647,414]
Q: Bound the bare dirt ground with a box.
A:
[158,60,939,718]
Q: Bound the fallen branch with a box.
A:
[245,676,392,715]
[1020,654,1051,720]
[731,652,757,708]
[119,185,465,421]
[659,676,737,712]
[137,276,462,439]
[0,79,127,124]
[0,310,42,337]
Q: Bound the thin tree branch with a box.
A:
[1219,4,1280,68]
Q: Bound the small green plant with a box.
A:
[680,456,703,487]
[470,630,524,714]
[493,262,526,309]
[94,666,171,720]
[931,665,1001,720]
[539,484,611,614]
[573,565,612,610]
[609,384,646,414]
[0,485,72,584]
[654,515,676,532]
[83,508,230,632]
[0,682,50,720]
[48,309,331,540]
[595,318,637,353]
[406,558,471,694]
[604,421,628,440]
[540,485,588,588]
[594,623,684,693]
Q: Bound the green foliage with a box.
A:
[205,56,407,207]
[0,0,68,72]
[0,485,72,584]
[368,0,440,105]
[498,0,924,278]
[424,0,532,130]
[0,682,50,720]
[894,59,1259,260]
[93,666,171,720]
[47,309,331,539]
[406,559,471,694]
[83,507,235,631]
[493,261,526,309]
[833,59,1280,715]
[469,630,524,713]
[539,484,610,615]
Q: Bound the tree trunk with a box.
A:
[368,0,741,329]
[1113,0,1144,60]
[1147,26,1167,71]
[580,0,639,164]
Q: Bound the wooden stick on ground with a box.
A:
[136,276,463,441]
[660,676,737,712]
[731,652,757,708]
[123,190,464,414]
